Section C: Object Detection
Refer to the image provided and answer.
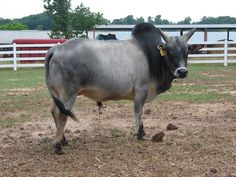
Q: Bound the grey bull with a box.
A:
[45,23,201,154]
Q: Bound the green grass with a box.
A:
[0,64,235,127]
[157,92,229,103]
[170,85,208,92]
[0,68,44,89]
[154,64,236,103]
[0,69,49,127]
[0,113,30,127]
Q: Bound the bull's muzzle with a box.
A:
[174,67,188,78]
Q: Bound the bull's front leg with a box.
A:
[134,86,147,140]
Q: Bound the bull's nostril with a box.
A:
[177,69,188,78]
[174,67,188,78]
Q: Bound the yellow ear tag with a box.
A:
[159,47,166,56]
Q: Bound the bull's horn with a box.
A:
[158,28,170,42]
[183,28,196,41]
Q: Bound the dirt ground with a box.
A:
[0,98,235,177]
[0,68,236,177]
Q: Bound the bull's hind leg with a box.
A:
[51,105,67,154]
[51,104,68,146]
[51,92,77,154]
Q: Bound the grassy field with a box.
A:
[0,64,236,177]
[0,64,235,126]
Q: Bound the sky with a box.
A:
[1,0,236,23]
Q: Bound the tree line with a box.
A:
[111,15,236,25]
[1,14,236,30]
[1,0,236,38]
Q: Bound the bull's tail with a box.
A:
[45,48,79,122]
[52,95,79,122]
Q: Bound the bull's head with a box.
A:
[158,29,202,78]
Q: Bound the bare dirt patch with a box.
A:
[0,98,235,177]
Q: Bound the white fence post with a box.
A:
[13,43,17,71]
[224,40,228,67]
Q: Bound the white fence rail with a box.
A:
[0,43,57,71]
[188,40,236,66]
[0,41,236,71]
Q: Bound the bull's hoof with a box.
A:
[53,143,64,155]
[136,124,145,140]
[61,135,68,146]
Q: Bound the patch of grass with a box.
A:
[0,119,17,127]
[0,68,44,90]
[110,128,125,138]
[188,63,236,72]
[157,92,229,103]
[170,84,208,92]
[0,114,30,128]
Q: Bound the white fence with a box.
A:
[0,41,236,71]
[188,40,236,66]
[0,43,58,71]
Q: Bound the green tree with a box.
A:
[111,15,145,24]
[147,16,154,24]
[71,3,108,37]
[154,15,172,24]
[43,0,72,38]
[17,12,53,30]
[0,23,28,30]
[0,19,12,26]
[177,17,192,24]
[136,17,145,23]
[125,15,136,24]
[195,16,236,24]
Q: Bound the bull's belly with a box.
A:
[78,81,160,103]
[79,88,134,102]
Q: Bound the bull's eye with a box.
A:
[167,50,174,58]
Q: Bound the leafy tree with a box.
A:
[0,19,12,26]
[154,15,172,24]
[125,15,136,24]
[71,3,108,37]
[17,13,53,30]
[177,17,192,24]
[112,15,145,24]
[43,0,72,38]
[136,17,145,24]
[147,16,154,24]
[0,23,28,30]
[195,16,236,24]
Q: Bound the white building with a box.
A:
[0,30,50,44]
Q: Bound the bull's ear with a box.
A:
[157,44,166,56]
[188,44,203,54]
